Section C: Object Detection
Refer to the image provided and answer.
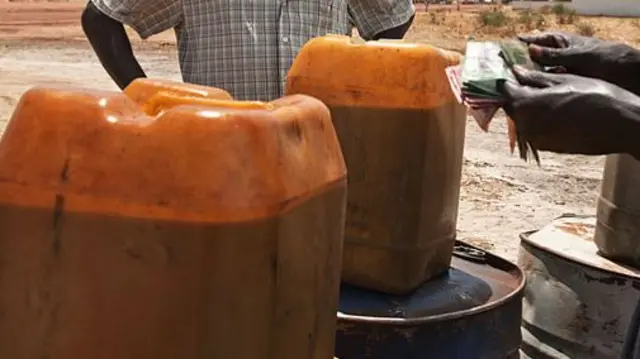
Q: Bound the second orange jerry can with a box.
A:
[0,79,347,359]
[287,35,466,294]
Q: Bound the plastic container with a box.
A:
[123,78,233,106]
[287,35,466,294]
[0,80,347,359]
[595,154,640,266]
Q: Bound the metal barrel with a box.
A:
[519,215,640,359]
[335,241,525,359]
[595,154,640,266]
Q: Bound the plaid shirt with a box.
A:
[91,0,350,101]
[347,0,415,40]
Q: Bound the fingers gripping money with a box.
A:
[447,34,640,165]
[445,40,542,162]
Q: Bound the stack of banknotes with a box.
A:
[445,39,541,160]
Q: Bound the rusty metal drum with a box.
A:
[335,241,524,359]
[519,215,640,359]
[595,154,640,266]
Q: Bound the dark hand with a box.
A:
[499,67,640,162]
[518,32,640,95]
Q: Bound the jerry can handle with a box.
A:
[453,242,487,264]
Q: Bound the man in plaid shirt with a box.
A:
[82,0,350,101]
[348,0,415,41]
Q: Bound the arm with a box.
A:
[500,68,640,161]
[518,32,640,96]
[81,1,146,90]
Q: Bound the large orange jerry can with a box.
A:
[0,79,347,359]
[287,35,466,294]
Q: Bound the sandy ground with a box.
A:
[0,1,608,262]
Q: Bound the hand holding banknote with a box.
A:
[519,32,640,96]
[499,67,640,161]
[446,33,640,163]
[445,39,541,161]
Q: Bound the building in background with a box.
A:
[512,0,640,17]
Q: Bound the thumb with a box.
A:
[518,32,571,48]
[512,66,566,88]
[499,77,541,100]
[529,44,578,67]
[518,33,563,48]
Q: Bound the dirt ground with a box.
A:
[0,1,616,262]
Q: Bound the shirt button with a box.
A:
[282,37,289,43]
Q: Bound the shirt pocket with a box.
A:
[317,0,350,35]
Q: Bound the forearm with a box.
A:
[81,2,146,90]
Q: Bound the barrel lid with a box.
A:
[337,241,524,322]
[339,266,492,318]
[522,214,640,279]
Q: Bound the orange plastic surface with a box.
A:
[124,78,232,106]
[0,82,346,223]
[286,35,462,109]
[141,92,272,117]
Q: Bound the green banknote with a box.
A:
[446,39,542,163]
[499,40,542,71]
[460,40,539,101]
[461,41,512,99]
[461,42,508,82]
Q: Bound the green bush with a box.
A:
[536,14,547,29]
[518,9,546,30]
[552,3,571,15]
[566,9,578,24]
[576,22,595,37]
[553,3,576,25]
[479,9,509,27]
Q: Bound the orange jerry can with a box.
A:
[0,79,347,359]
[287,35,466,294]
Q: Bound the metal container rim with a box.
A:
[337,241,526,325]
[520,230,640,280]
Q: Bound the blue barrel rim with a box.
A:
[337,240,526,326]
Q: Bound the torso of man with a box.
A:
[91,0,351,101]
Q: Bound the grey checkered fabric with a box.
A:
[347,0,415,40]
[91,0,351,101]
